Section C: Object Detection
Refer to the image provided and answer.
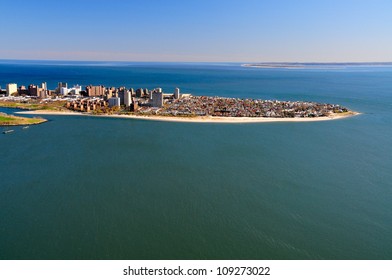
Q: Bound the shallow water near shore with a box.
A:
[1,61,392,259]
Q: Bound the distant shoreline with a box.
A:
[242,62,392,69]
[16,109,359,123]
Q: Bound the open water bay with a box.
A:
[1,61,392,259]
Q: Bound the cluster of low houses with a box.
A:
[150,96,349,118]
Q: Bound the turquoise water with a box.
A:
[1,61,392,259]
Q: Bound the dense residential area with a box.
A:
[149,96,349,118]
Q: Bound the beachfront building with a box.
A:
[86,85,105,97]
[108,97,120,108]
[174,87,180,99]
[56,82,68,95]
[6,83,18,96]
[28,84,39,96]
[130,97,139,111]
[18,85,28,95]
[57,82,67,94]
[60,87,69,95]
[68,85,82,95]
[38,88,47,98]
[124,89,131,107]
[106,87,116,99]
[27,84,48,98]
[151,88,163,107]
[136,88,144,98]
[117,87,129,105]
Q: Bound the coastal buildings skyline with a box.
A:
[1,0,391,62]
[1,76,351,119]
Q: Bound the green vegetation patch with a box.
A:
[0,113,47,126]
[0,100,67,111]
[0,115,17,122]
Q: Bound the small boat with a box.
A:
[3,129,14,134]
[22,126,29,129]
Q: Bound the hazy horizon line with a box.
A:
[1,58,392,65]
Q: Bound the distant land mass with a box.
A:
[242,62,392,69]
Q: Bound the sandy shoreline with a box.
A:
[16,110,359,123]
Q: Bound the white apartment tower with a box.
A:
[124,90,131,107]
[174,87,180,99]
[6,83,18,96]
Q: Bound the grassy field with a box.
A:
[0,100,67,111]
[0,113,47,126]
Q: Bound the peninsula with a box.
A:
[0,112,46,126]
[0,81,357,123]
[242,62,392,69]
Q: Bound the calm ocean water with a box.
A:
[1,61,392,259]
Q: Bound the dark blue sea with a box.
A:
[1,60,392,259]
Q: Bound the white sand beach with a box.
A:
[17,110,359,123]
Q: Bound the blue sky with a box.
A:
[1,0,391,62]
